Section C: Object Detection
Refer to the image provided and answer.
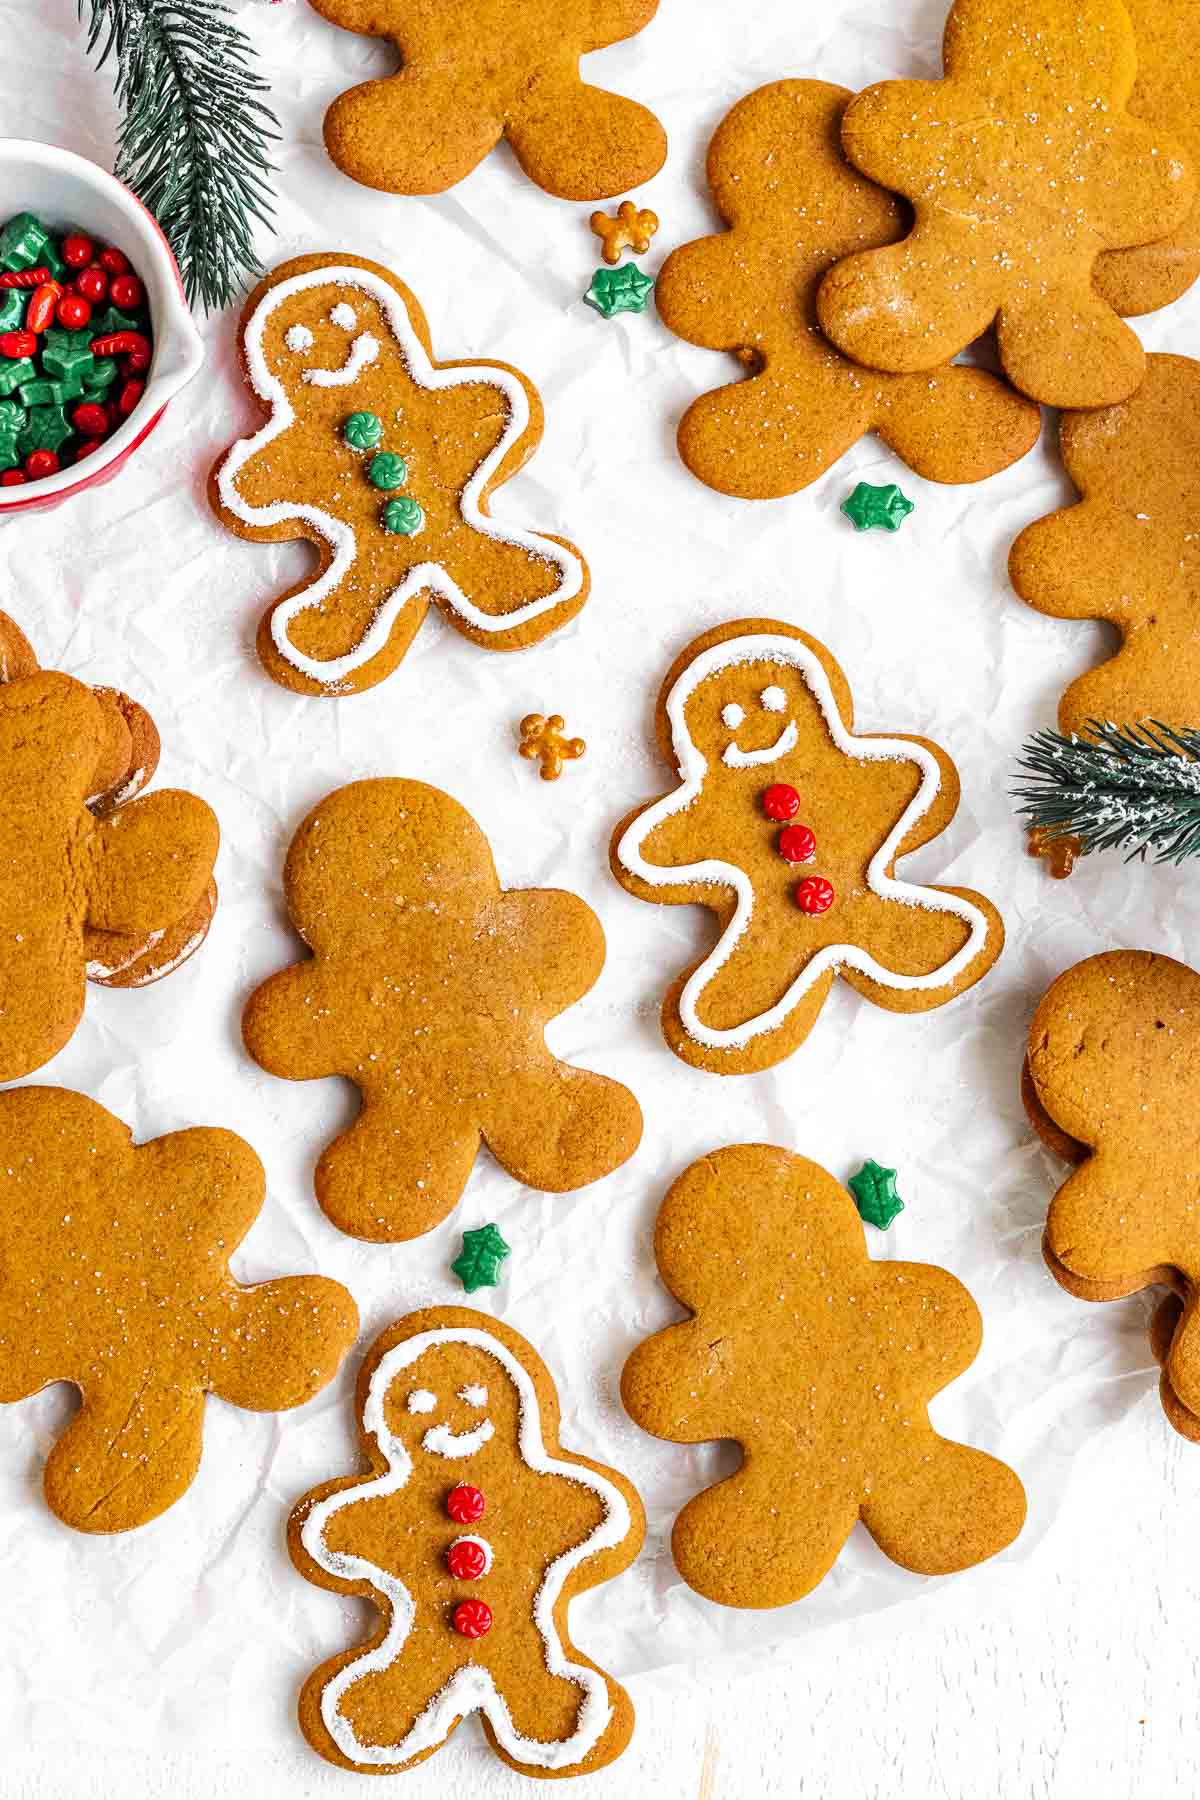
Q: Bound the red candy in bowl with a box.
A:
[0,140,203,515]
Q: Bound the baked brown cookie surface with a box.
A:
[0,1087,358,1533]
[656,79,1040,498]
[244,779,642,1241]
[289,1306,644,1777]
[621,1145,1026,1607]
[308,0,666,200]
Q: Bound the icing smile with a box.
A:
[421,1418,495,1457]
[723,717,799,768]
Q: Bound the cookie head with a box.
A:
[380,1341,516,1467]
[677,656,823,774]
[253,281,396,400]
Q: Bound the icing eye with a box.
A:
[406,1389,437,1414]
[721,703,745,729]
[330,302,357,330]
[761,686,786,713]
[459,1385,488,1408]
[284,324,313,353]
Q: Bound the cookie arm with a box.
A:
[205,1277,357,1410]
[1009,507,1141,623]
[478,1058,642,1194]
[322,69,505,197]
[243,962,343,1082]
[83,791,219,937]
[505,80,666,203]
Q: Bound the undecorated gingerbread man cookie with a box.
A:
[621,1145,1026,1606]
[0,611,218,1080]
[610,620,1003,1076]
[307,0,666,200]
[211,254,589,697]
[1010,355,1200,736]
[817,0,1195,408]
[656,80,1040,498]
[289,1306,645,1777]
[243,779,642,1240]
[1025,949,1200,1438]
[0,1087,358,1532]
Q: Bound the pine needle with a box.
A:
[78,0,279,312]
[1013,722,1200,865]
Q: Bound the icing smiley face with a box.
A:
[709,672,803,768]
[260,283,386,392]
[400,1377,494,1456]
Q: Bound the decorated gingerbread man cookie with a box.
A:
[656,80,1040,498]
[0,1087,358,1532]
[816,0,1195,408]
[307,0,666,201]
[621,1145,1026,1606]
[243,779,642,1240]
[289,1306,645,1777]
[0,611,218,1080]
[1010,355,1200,737]
[1025,949,1200,1436]
[610,620,1004,1076]
[211,254,589,697]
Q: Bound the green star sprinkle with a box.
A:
[368,451,408,491]
[381,496,425,536]
[0,290,26,334]
[343,410,383,451]
[451,1223,511,1294]
[584,264,655,319]
[848,1159,905,1231]
[840,481,915,533]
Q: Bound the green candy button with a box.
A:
[380,496,424,536]
[368,450,408,490]
[343,410,383,450]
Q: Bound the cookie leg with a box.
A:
[676,361,871,499]
[817,226,997,375]
[839,887,1003,1014]
[204,1278,357,1410]
[42,1378,207,1533]
[506,79,666,201]
[435,526,587,651]
[484,1653,633,1776]
[315,1093,481,1242]
[876,365,1040,484]
[324,73,504,196]
[477,1059,641,1192]
[860,1438,1026,1574]
[995,288,1145,410]
[299,1634,470,1774]
[1162,1289,1200,1420]
[671,1462,861,1607]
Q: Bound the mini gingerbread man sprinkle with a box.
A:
[1027,825,1082,879]
[590,200,659,265]
[519,713,586,781]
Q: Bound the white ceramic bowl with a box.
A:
[0,138,204,514]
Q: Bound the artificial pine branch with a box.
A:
[78,0,279,312]
[1014,722,1200,864]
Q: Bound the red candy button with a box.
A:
[72,440,104,464]
[795,876,835,915]
[778,824,816,864]
[56,293,92,331]
[72,401,109,438]
[98,246,130,276]
[61,234,95,269]
[453,1599,493,1639]
[24,450,60,480]
[0,331,36,359]
[75,266,108,305]
[110,274,143,311]
[116,377,144,418]
[0,470,26,486]
[761,783,800,822]
[446,1484,485,1524]
[447,1538,489,1581]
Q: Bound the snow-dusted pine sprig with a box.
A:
[78,0,278,311]
[1014,722,1200,864]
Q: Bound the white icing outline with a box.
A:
[300,1325,631,1772]
[406,1389,436,1415]
[422,1418,494,1457]
[450,1533,494,1575]
[615,632,993,1051]
[215,266,585,685]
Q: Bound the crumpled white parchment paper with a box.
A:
[0,0,1194,1758]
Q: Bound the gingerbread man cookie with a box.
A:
[1094,0,1200,316]
[1025,950,1200,1432]
[307,0,666,200]
[289,1306,645,1777]
[656,80,1040,498]
[211,254,589,698]
[621,1145,1026,1607]
[243,779,642,1241]
[0,612,218,1080]
[816,0,1195,408]
[1010,355,1200,737]
[0,1087,358,1532]
[610,620,1003,1076]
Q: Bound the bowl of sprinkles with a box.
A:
[0,139,204,513]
